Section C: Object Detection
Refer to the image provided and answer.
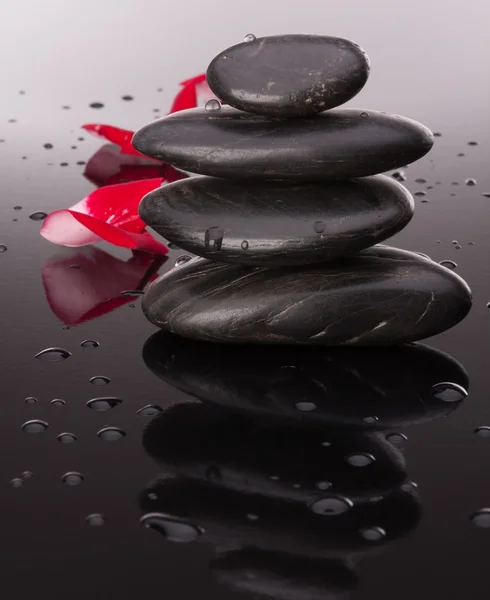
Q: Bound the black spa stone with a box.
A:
[206,34,370,118]
[132,107,434,182]
[139,174,414,266]
[141,246,472,345]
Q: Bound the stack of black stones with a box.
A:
[135,33,471,345]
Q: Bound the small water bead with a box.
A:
[415,252,431,260]
[454,245,462,250]
[427,185,433,190]
[415,178,427,183]
[76,161,86,166]
[359,111,369,117]
[24,396,38,404]
[439,260,457,270]
[34,347,71,362]
[360,526,386,542]
[468,140,478,146]
[62,325,70,330]
[430,382,467,402]
[470,509,490,528]
[346,453,375,467]
[295,401,317,412]
[362,416,379,424]
[465,178,477,186]
[433,132,442,137]
[386,432,408,444]
[121,290,144,297]
[246,514,259,521]
[315,481,332,491]
[86,513,105,526]
[141,513,203,542]
[313,221,326,233]
[468,241,475,246]
[62,472,84,486]
[90,102,104,109]
[86,397,122,412]
[78,137,85,141]
[414,191,427,197]
[391,170,406,182]
[487,302,490,308]
[175,255,192,268]
[50,399,66,407]
[13,205,22,210]
[451,240,459,245]
[70,264,80,269]
[90,376,111,386]
[475,426,490,438]
[57,432,77,444]
[97,427,126,441]
[0,244,7,253]
[244,33,256,42]
[8,118,17,123]
[401,481,418,492]
[81,339,99,349]
[137,405,163,417]
[128,303,136,308]
[205,99,221,112]
[21,471,33,479]
[148,492,158,500]
[122,95,134,101]
[21,419,48,433]
[321,441,332,447]
[309,495,354,516]
[29,211,48,221]
[458,153,465,157]
[482,193,490,198]
[204,227,224,250]
[451,182,459,186]
[241,240,249,250]
[71,145,77,150]
[10,478,24,488]
[269,475,280,481]
[167,242,180,249]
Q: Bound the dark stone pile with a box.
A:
[134,34,471,345]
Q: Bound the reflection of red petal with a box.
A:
[82,124,146,156]
[42,247,165,325]
[40,178,168,254]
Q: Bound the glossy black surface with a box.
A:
[2,3,490,599]
[132,107,434,181]
[206,34,370,117]
[142,246,472,344]
[140,174,414,266]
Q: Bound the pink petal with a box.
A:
[82,123,146,156]
[42,247,165,325]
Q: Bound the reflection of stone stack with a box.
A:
[134,34,471,345]
[140,333,469,599]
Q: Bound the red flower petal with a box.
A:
[40,178,168,254]
[82,123,146,156]
[42,247,165,325]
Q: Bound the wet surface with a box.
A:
[1,1,490,599]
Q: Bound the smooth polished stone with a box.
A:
[143,334,469,429]
[139,175,414,266]
[206,34,370,118]
[132,107,434,181]
[142,246,472,345]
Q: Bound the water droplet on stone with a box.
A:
[244,33,256,42]
[0,244,7,253]
[205,99,221,112]
[137,405,163,417]
[241,240,249,250]
[21,471,33,479]
[29,211,47,221]
[439,260,457,269]
[321,441,332,447]
[87,397,122,412]
[391,170,406,182]
[141,513,203,542]
[204,227,224,250]
[346,453,375,467]
[90,102,104,109]
[10,478,24,488]
[97,426,126,441]
[175,254,192,267]
[50,399,66,407]
[414,191,427,197]
[386,432,408,444]
[35,347,71,362]
[401,481,418,492]
[359,111,369,117]
[21,419,48,433]
[360,526,386,541]
[57,432,77,444]
[465,178,477,186]
[295,401,317,412]
[86,513,105,526]
[316,481,332,491]
[81,339,99,349]
[431,382,467,402]
[24,396,38,404]
[309,495,354,516]
[62,472,84,486]
[313,221,326,233]
[475,426,490,438]
[246,513,259,521]
[471,509,490,528]
[362,416,379,424]
[90,376,111,386]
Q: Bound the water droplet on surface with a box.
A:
[458,152,465,157]
[86,513,105,526]
[401,481,418,492]
[316,481,332,491]
[465,178,477,186]
[29,211,48,221]
[62,105,71,110]
[362,416,379,424]
[86,397,122,411]
[76,160,86,166]
[433,132,442,137]
[468,140,478,146]
[35,347,71,362]
[0,244,7,253]
[122,95,134,101]
[10,478,24,488]
[346,453,375,467]
[90,376,111,386]
[141,513,203,542]
[21,471,33,479]
[430,382,467,402]
[175,254,192,268]
[391,170,406,182]
[57,432,77,444]
[62,472,84,486]
[309,495,353,516]
[90,102,104,109]
[451,182,459,186]
[121,290,144,297]
[359,111,369,117]
[360,526,386,541]
[13,205,22,210]
[471,509,490,528]
[313,221,326,233]
[60,162,69,167]
[454,244,461,250]
[43,143,53,149]
[247,513,259,521]
[50,399,66,407]
[482,193,490,198]
[205,99,221,112]
[386,432,408,444]
[321,441,332,447]
[475,426,490,438]
[21,419,48,433]
[439,260,457,270]
[137,405,163,417]
[97,426,126,441]
[204,227,224,250]
[295,401,317,412]
[148,492,158,500]
[415,178,427,183]
[24,396,38,404]
[81,339,99,349]
[244,33,256,42]
[414,191,427,197]
[241,240,249,250]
